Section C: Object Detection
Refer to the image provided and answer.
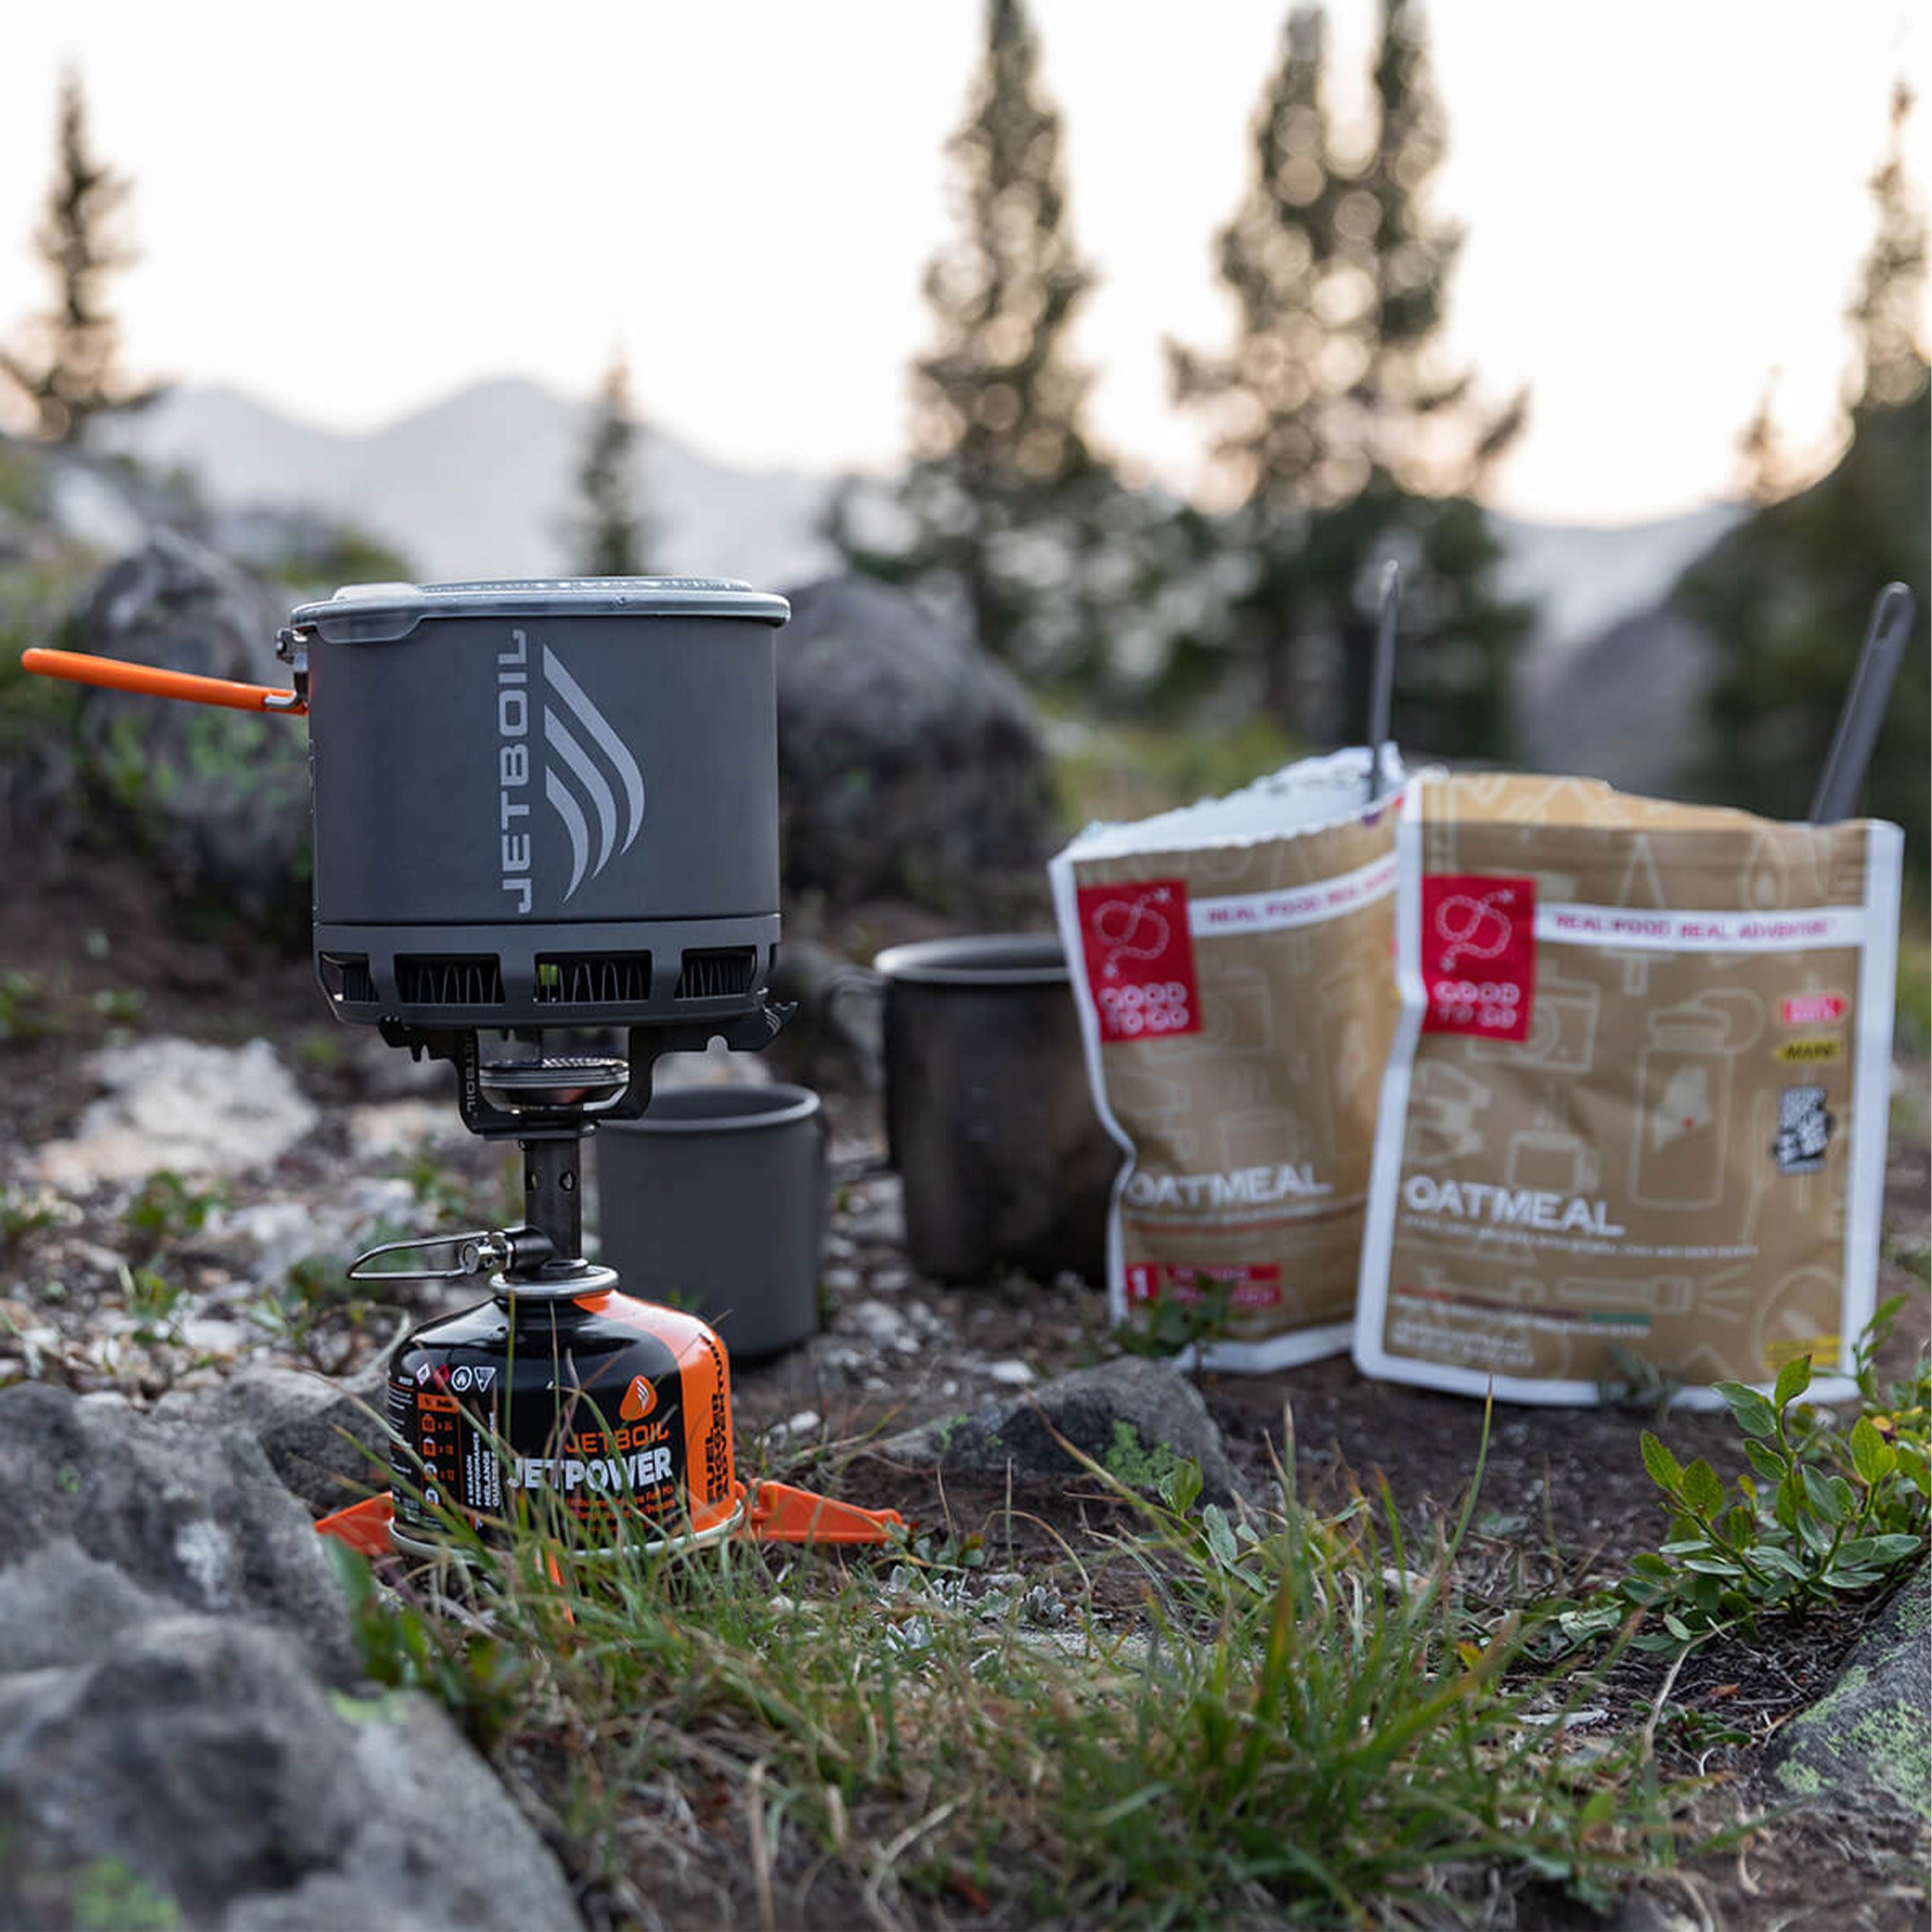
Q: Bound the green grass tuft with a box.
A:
[332,1409,1695,1925]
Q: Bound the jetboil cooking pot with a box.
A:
[27,577,790,1034]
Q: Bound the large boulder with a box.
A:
[0,1383,352,1675]
[0,1382,585,1930]
[156,1363,392,1520]
[70,530,310,927]
[0,1616,582,1932]
[775,574,1055,911]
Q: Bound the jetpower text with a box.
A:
[510,1446,673,1493]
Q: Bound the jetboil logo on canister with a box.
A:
[497,629,647,912]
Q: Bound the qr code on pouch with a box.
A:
[1773,1084,1832,1175]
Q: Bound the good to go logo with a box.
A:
[498,629,647,912]
[1420,874,1535,1042]
[1091,886,1174,975]
[1075,877,1202,1043]
[1432,884,1516,972]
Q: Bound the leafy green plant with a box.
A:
[0,558,89,759]
[252,1253,377,1373]
[404,1150,474,1221]
[118,1263,187,1347]
[69,1856,180,1932]
[0,971,56,1043]
[1893,887,1929,1059]
[1620,1298,1930,1650]
[1113,1278,1236,1361]
[1596,1342,1685,1418]
[295,1031,344,1072]
[323,1542,527,1753]
[90,987,144,1026]
[1050,706,1303,834]
[0,1191,61,1247]
[121,1171,228,1258]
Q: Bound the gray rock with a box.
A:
[71,530,310,925]
[208,1199,332,1288]
[0,1381,353,1675]
[775,574,1054,910]
[158,1363,392,1519]
[1765,1562,1931,1818]
[30,1035,321,1192]
[0,1539,180,1676]
[0,1615,580,1932]
[844,1298,911,1347]
[877,1356,1244,1508]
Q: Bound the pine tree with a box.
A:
[1846,83,1927,413]
[829,0,1106,677]
[1733,370,1791,506]
[1169,0,1529,757]
[0,70,162,443]
[572,352,652,577]
[1683,84,1928,863]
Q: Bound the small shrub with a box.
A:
[1618,1298,1930,1649]
[0,1191,61,1247]
[1113,1278,1236,1361]
[0,971,56,1043]
[251,1252,378,1374]
[121,1171,227,1258]
[118,1263,187,1348]
[323,1542,527,1754]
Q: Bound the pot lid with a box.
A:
[289,576,790,644]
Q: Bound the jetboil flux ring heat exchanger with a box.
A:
[25,577,902,1555]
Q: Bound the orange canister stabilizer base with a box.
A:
[315,1479,903,1558]
[741,1481,905,1544]
[315,1494,396,1557]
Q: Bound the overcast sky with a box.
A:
[0,0,1924,524]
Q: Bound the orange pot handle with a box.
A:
[21,647,306,715]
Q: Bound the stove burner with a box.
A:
[477,1054,630,1115]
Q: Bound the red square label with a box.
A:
[1781,994,1848,1026]
[1419,874,1535,1041]
[1074,877,1202,1043]
[1125,1262,1282,1309]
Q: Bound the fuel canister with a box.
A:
[387,1289,737,1553]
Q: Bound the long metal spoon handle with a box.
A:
[1808,582,1916,824]
[1367,560,1400,804]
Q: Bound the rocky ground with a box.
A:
[0,847,1927,1929]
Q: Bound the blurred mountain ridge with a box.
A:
[99,377,840,592]
[102,379,1745,666]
